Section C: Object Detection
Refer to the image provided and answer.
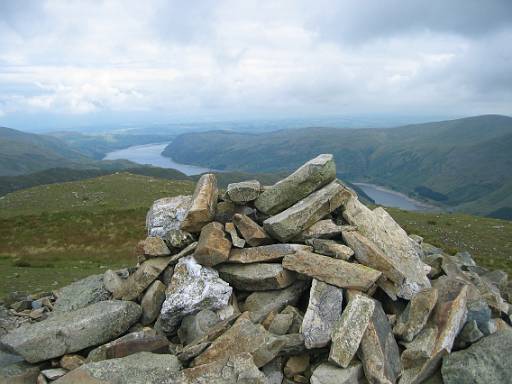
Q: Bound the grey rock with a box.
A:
[281,306,304,333]
[262,356,284,384]
[264,180,352,242]
[294,219,345,242]
[228,243,311,264]
[178,309,221,345]
[0,361,40,384]
[284,354,310,378]
[226,180,262,203]
[218,263,297,291]
[233,213,273,246]
[301,279,343,349]
[42,368,67,380]
[193,221,231,267]
[358,301,401,384]
[466,299,493,335]
[306,238,354,260]
[0,300,141,363]
[243,281,308,322]
[225,222,245,248]
[255,154,336,215]
[311,361,366,384]
[181,174,218,233]
[329,294,375,368]
[56,352,182,384]
[142,236,171,256]
[86,329,169,362]
[146,195,192,237]
[453,320,484,349]
[342,194,431,299]
[214,201,255,224]
[441,329,512,384]
[394,288,438,342]
[283,251,381,291]
[52,274,110,313]
[268,313,294,335]
[140,280,166,325]
[0,349,23,368]
[160,256,232,335]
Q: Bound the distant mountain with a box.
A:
[163,115,512,217]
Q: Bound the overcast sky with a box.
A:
[1,0,511,130]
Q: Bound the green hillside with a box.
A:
[0,173,510,296]
[163,115,512,217]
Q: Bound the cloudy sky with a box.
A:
[0,0,511,130]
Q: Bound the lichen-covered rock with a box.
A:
[394,288,438,342]
[181,174,218,233]
[329,294,375,368]
[159,256,232,335]
[0,361,40,384]
[218,263,297,291]
[226,180,262,204]
[264,180,352,242]
[146,195,192,237]
[193,222,231,267]
[301,279,343,349]
[233,213,273,246]
[294,219,345,242]
[441,329,512,384]
[228,243,311,264]
[56,352,182,384]
[52,274,111,313]
[283,251,381,291]
[305,238,354,260]
[0,301,141,363]
[255,154,336,215]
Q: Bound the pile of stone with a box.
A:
[1,154,511,384]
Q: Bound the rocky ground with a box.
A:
[1,154,511,384]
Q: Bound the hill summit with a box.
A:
[1,154,511,383]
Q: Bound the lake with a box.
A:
[354,183,432,211]
[103,142,216,176]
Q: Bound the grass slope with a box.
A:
[164,115,512,217]
[1,173,510,296]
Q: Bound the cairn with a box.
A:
[1,154,511,384]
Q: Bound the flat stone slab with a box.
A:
[294,219,345,242]
[306,239,354,260]
[228,243,311,264]
[226,180,262,203]
[283,251,381,291]
[233,213,273,246]
[329,294,375,368]
[181,173,218,233]
[0,300,141,363]
[394,288,438,342]
[310,361,366,384]
[255,154,336,215]
[218,263,297,291]
[301,279,344,349]
[52,274,111,313]
[264,180,352,242]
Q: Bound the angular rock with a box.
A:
[142,236,171,257]
[255,154,336,215]
[86,329,169,362]
[112,257,170,301]
[305,238,354,260]
[52,274,110,313]
[358,301,401,384]
[262,356,285,384]
[233,213,273,246]
[229,243,311,264]
[301,279,343,349]
[0,361,40,384]
[310,361,366,384]
[225,222,245,248]
[192,315,285,368]
[226,180,262,203]
[283,251,381,291]
[180,174,218,233]
[159,256,232,335]
[466,299,493,335]
[56,352,182,384]
[103,270,125,297]
[146,195,192,237]
[0,300,141,363]
[453,320,484,349]
[343,230,405,286]
[42,368,67,380]
[218,263,297,291]
[343,194,431,299]
[329,294,375,368]
[214,201,255,224]
[264,180,352,242]
[140,280,166,325]
[193,222,231,267]
[294,219,345,242]
[60,355,85,371]
[284,354,310,378]
[268,313,294,335]
[441,329,512,384]
[243,281,308,322]
[394,288,438,342]
[162,229,194,250]
[180,353,266,384]
[178,309,221,345]
[281,306,304,334]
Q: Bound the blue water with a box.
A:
[354,183,430,211]
[103,142,215,176]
